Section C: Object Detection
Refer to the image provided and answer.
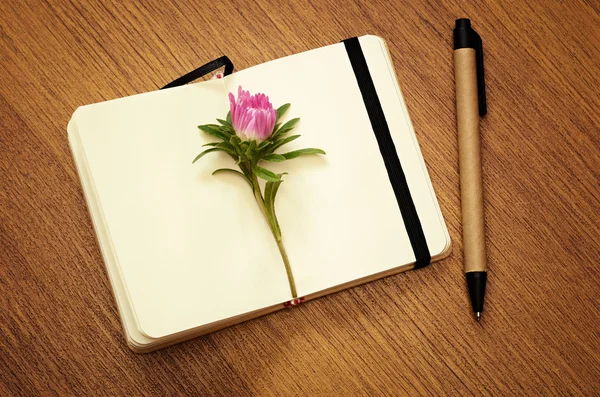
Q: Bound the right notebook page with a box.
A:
[225,35,450,297]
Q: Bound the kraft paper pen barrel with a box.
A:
[453,18,488,321]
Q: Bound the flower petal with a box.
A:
[228,85,277,142]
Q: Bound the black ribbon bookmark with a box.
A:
[342,37,431,268]
[161,55,234,89]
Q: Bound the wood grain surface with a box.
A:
[1,0,599,395]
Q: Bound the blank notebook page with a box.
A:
[72,79,293,339]
[225,35,449,297]
[71,35,449,339]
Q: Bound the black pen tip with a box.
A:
[455,18,471,29]
[476,312,481,322]
[466,272,487,313]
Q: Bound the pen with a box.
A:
[453,19,488,321]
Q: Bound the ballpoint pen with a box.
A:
[453,18,488,321]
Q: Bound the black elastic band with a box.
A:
[343,37,431,268]
[161,56,234,89]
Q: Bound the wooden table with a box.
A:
[1,1,599,395]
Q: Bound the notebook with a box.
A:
[68,35,451,353]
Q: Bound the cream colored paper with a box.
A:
[71,80,293,339]
[224,36,449,296]
[68,35,450,349]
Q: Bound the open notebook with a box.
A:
[68,35,450,352]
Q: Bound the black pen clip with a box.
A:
[473,30,487,116]
[454,19,487,116]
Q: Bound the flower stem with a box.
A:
[275,238,297,298]
[251,173,298,298]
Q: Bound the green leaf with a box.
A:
[229,134,241,144]
[264,173,286,231]
[264,181,274,209]
[254,166,280,182]
[212,168,252,187]
[257,140,271,150]
[207,123,233,137]
[226,111,231,123]
[269,177,284,213]
[203,142,220,147]
[207,123,231,134]
[274,118,300,137]
[220,125,234,135]
[245,140,257,160]
[271,134,301,151]
[266,173,286,205]
[229,137,246,160]
[217,120,234,135]
[238,161,252,178]
[216,140,234,150]
[198,125,228,141]
[216,142,238,157]
[276,103,290,122]
[212,168,245,178]
[263,153,286,162]
[263,181,278,232]
[281,148,326,160]
[192,148,226,163]
[217,118,232,128]
[271,176,284,199]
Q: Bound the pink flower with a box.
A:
[228,86,277,142]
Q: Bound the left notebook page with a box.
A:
[69,79,293,340]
